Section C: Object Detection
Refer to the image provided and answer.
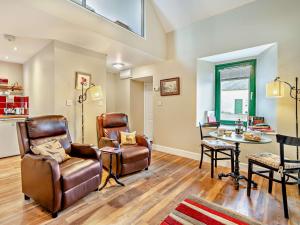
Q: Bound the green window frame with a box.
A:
[215,59,256,125]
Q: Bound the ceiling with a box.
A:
[151,0,256,32]
[0,0,259,70]
[199,43,276,63]
[0,35,50,64]
[0,0,162,72]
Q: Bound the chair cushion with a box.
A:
[121,145,149,164]
[120,131,136,145]
[31,140,70,163]
[247,152,300,169]
[60,157,101,191]
[201,140,235,150]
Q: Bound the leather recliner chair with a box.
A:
[16,115,102,218]
[96,113,152,177]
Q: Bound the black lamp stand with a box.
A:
[275,77,299,159]
[78,82,95,143]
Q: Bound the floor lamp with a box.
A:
[78,82,103,143]
[266,76,299,160]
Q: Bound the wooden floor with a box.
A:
[0,150,299,225]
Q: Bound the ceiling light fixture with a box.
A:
[5,56,9,60]
[112,63,125,70]
[13,47,18,51]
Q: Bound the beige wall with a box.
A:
[132,0,300,162]
[0,61,23,86]
[106,74,145,133]
[53,41,106,144]
[115,78,131,117]
[106,72,119,112]
[130,80,144,134]
[24,41,107,145]
[23,43,55,116]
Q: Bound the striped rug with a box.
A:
[161,195,262,225]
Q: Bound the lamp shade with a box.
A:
[266,80,284,97]
[89,85,103,101]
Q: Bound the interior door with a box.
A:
[144,82,153,140]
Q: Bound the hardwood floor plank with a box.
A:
[0,150,299,225]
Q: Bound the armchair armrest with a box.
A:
[21,154,62,213]
[70,143,101,160]
[136,135,152,150]
[98,137,120,149]
[136,135,152,166]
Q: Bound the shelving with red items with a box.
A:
[0,95,29,115]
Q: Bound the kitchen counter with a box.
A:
[0,118,25,158]
[0,115,28,121]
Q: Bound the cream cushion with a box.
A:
[31,140,70,163]
[120,131,137,145]
[247,152,300,169]
[201,139,235,150]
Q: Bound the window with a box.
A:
[215,60,256,124]
[70,0,144,37]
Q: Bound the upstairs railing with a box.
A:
[70,0,144,37]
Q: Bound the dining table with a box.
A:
[209,131,272,190]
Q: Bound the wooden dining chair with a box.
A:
[199,122,235,178]
[247,134,300,219]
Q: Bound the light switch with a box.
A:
[66,99,73,106]
[157,100,163,106]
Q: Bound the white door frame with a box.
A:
[144,82,153,140]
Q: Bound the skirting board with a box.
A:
[152,144,249,171]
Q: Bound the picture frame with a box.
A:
[75,72,91,90]
[160,77,180,96]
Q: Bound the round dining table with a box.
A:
[209,131,272,190]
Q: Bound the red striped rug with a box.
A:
[161,195,262,225]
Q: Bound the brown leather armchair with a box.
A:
[16,115,102,218]
[96,113,152,177]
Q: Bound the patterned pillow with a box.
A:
[31,140,70,163]
[120,131,136,145]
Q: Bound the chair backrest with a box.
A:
[199,122,220,140]
[17,115,72,158]
[276,134,300,168]
[199,122,204,140]
[96,113,130,143]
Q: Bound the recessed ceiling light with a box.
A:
[112,63,125,70]
[13,47,18,51]
[5,56,8,60]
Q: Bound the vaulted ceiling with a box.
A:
[151,0,256,32]
[0,0,258,70]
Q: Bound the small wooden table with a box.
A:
[209,131,272,190]
[98,147,125,191]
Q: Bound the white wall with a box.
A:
[256,45,278,129]
[196,60,215,124]
[132,0,300,162]
[23,43,55,116]
[0,61,23,86]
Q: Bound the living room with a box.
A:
[0,0,299,224]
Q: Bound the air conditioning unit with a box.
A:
[120,69,132,79]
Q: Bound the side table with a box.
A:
[98,147,125,191]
